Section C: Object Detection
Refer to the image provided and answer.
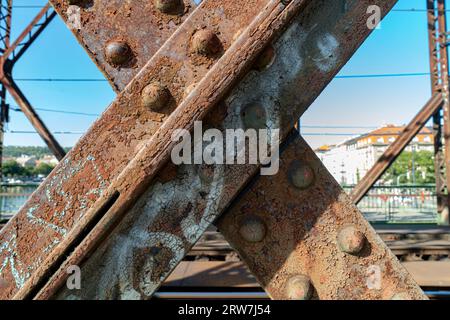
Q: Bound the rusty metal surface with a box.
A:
[351,94,443,205]
[0,0,272,300]
[49,0,197,92]
[35,0,310,299]
[47,0,400,300]
[216,134,426,300]
[427,0,447,217]
[436,0,450,225]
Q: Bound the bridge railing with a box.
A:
[0,184,440,224]
[343,185,438,223]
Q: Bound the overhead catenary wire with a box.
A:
[12,72,435,83]
[4,131,382,136]
[10,106,100,117]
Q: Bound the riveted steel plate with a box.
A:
[0,0,270,299]
[217,133,426,300]
[49,0,197,91]
[47,0,400,300]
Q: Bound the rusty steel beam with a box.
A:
[428,0,447,220]
[216,133,426,300]
[49,0,197,92]
[0,3,65,160]
[351,94,443,205]
[0,76,66,160]
[436,0,450,225]
[26,0,314,300]
[0,0,276,300]
[0,0,12,179]
[42,0,401,300]
[2,3,56,64]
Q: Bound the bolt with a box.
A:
[288,160,315,189]
[254,45,275,71]
[337,225,366,254]
[154,0,182,14]
[239,215,266,243]
[191,30,221,56]
[241,103,267,130]
[105,41,132,67]
[285,275,313,300]
[141,82,170,111]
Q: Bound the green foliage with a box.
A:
[3,146,71,158]
[33,162,55,176]
[3,160,30,177]
[2,160,55,178]
[383,150,435,185]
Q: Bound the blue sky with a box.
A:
[3,0,439,148]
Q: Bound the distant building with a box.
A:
[37,155,58,166]
[15,155,37,167]
[315,125,434,185]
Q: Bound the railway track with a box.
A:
[187,225,450,262]
[153,225,450,299]
[1,219,449,298]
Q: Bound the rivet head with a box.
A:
[141,82,170,111]
[254,45,275,71]
[288,160,315,189]
[241,103,267,130]
[154,0,182,14]
[285,275,313,300]
[391,293,410,300]
[191,30,221,56]
[105,41,132,67]
[337,225,366,254]
[239,215,266,243]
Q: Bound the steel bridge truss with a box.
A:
[0,0,433,300]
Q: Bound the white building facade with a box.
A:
[315,126,434,186]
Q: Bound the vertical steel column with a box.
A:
[428,0,446,220]
[437,0,450,225]
[0,0,12,180]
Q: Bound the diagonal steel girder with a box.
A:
[216,132,426,300]
[1,0,422,300]
[351,94,443,205]
[0,0,421,300]
[0,4,65,160]
[0,0,295,299]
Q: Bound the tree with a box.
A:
[33,163,55,176]
[2,160,27,177]
[382,150,435,185]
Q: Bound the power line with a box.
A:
[13,72,433,83]
[8,130,85,135]
[4,130,368,136]
[335,72,430,79]
[391,8,450,12]
[11,106,99,117]
[15,78,108,82]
